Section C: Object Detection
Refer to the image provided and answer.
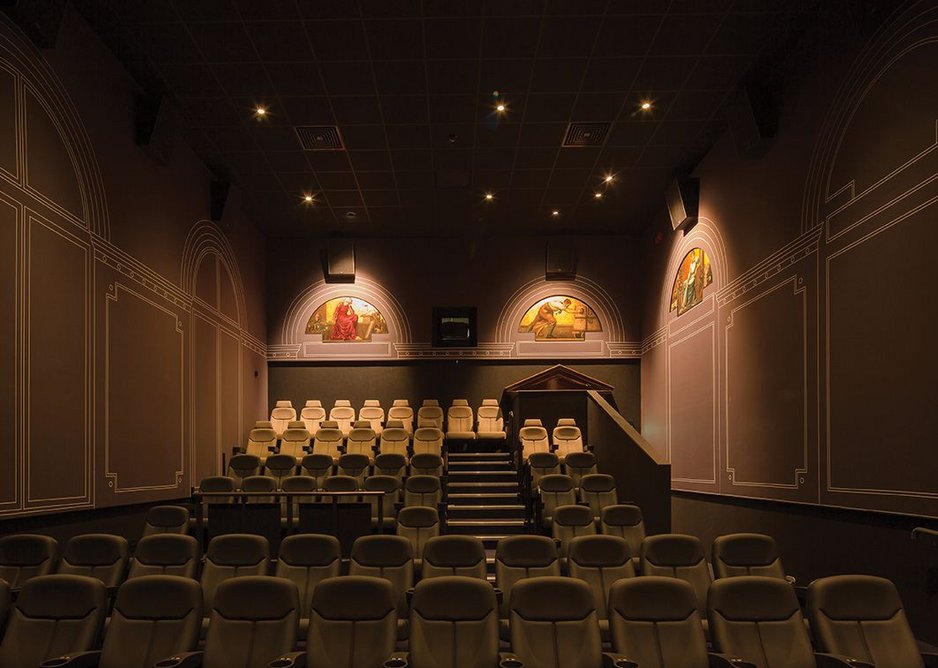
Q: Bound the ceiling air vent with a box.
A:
[295,125,344,151]
[562,122,610,147]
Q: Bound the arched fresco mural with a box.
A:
[518,295,601,341]
[306,296,389,342]
[670,248,713,316]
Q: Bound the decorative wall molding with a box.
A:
[395,343,516,359]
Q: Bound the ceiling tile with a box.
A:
[594,15,663,57]
[305,20,369,60]
[482,17,541,59]
[372,61,427,94]
[319,61,375,95]
[348,151,394,172]
[365,20,424,59]
[425,17,483,58]
[246,22,314,61]
[651,13,725,56]
[187,22,254,62]
[331,96,383,125]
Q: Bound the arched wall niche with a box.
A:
[275,276,412,360]
[181,220,246,327]
[658,217,728,326]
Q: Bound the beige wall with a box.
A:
[641,1,938,518]
[0,9,267,519]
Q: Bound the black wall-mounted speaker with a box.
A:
[665,177,699,232]
[325,240,356,283]
[545,239,576,281]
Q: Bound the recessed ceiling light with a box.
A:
[302,193,314,204]
[640,100,652,111]
[551,209,560,217]
[594,191,603,199]
[345,211,357,219]
[495,102,506,113]
[254,105,268,118]
[484,192,495,202]
[604,174,615,184]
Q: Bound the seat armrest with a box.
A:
[40,651,102,668]
[709,653,757,668]
[383,652,409,668]
[814,654,874,668]
[923,652,938,668]
[499,653,524,668]
[493,586,503,605]
[406,587,415,607]
[602,653,638,668]
[154,652,205,668]
[269,652,307,668]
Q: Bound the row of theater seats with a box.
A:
[519,418,586,460]
[0,538,929,667]
[270,398,506,440]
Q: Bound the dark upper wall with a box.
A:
[640,0,938,518]
[0,8,267,520]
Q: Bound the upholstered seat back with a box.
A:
[300,405,326,434]
[579,473,618,518]
[397,506,440,560]
[552,424,583,459]
[279,428,310,462]
[59,533,129,588]
[552,504,597,557]
[421,536,487,579]
[270,404,296,436]
[200,534,269,611]
[528,452,560,488]
[567,535,635,618]
[712,533,787,579]
[129,534,199,579]
[300,453,333,487]
[337,453,370,485]
[0,534,58,588]
[349,535,414,617]
[641,534,711,616]
[405,474,441,507]
[494,535,560,617]
[359,404,385,434]
[519,426,550,459]
[244,428,277,461]
[329,405,356,436]
[538,474,577,528]
[143,505,190,536]
[275,534,341,619]
[346,427,377,457]
[312,427,343,461]
[563,451,597,487]
[378,427,410,458]
[413,428,444,456]
[600,504,646,561]
[411,453,443,477]
[387,404,414,433]
[264,454,297,487]
[417,405,444,430]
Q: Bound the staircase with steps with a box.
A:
[444,449,527,577]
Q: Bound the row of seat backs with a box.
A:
[246,422,446,462]
[520,417,584,458]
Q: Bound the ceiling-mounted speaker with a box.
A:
[545,238,576,281]
[727,84,778,158]
[0,0,67,48]
[134,93,175,164]
[325,240,355,283]
[665,177,699,232]
[209,179,230,224]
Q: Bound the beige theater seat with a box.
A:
[128,534,199,579]
[528,452,561,489]
[641,534,712,620]
[417,401,444,430]
[244,428,277,463]
[281,475,317,523]
[322,475,360,503]
[397,506,440,565]
[264,453,298,487]
[410,452,444,477]
[365,475,400,530]
[404,474,442,507]
[413,427,443,456]
[300,401,326,434]
[564,451,598,488]
[494,535,560,619]
[360,400,385,434]
[255,420,273,429]
[312,424,344,462]
[519,424,550,460]
[388,400,414,434]
[0,535,58,589]
[711,533,789,580]
[567,535,635,637]
[378,425,410,459]
[200,534,269,611]
[300,453,333,488]
[228,453,262,487]
[279,426,311,463]
[406,576,502,668]
[346,424,377,460]
[552,421,584,460]
[329,402,356,437]
[808,574,930,668]
[552,504,597,558]
[349,535,414,638]
[274,534,341,623]
[270,401,297,437]
[600,504,645,572]
[445,401,476,440]
[509,576,604,668]
[579,473,618,519]
[609,577,712,668]
[374,452,407,481]
[0,574,106,667]
[157,576,299,668]
[58,534,129,589]
[337,453,370,486]
[240,475,277,502]
[143,505,190,536]
[523,418,543,427]
[709,576,816,668]
[537,474,577,530]
[476,399,505,440]
[421,536,487,580]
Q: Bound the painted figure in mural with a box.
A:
[330,298,359,341]
[670,248,713,316]
[528,298,572,338]
[519,296,602,341]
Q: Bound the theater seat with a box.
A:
[405,475,442,507]
[600,504,645,572]
[413,428,444,456]
[312,425,344,462]
[264,454,298,487]
[300,576,397,668]
[128,534,199,579]
[421,536,487,580]
[244,428,277,463]
[255,420,273,429]
[476,402,505,440]
[359,401,385,435]
[374,452,407,481]
[509,576,604,668]
[337,453,370,486]
[0,574,106,667]
[378,426,410,459]
[445,402,476,440]
[579,473,618,519]
[552,504,597,558]
[159,576,299,668]
[300,453,333,488]
[365,475,400,530]
[410,452,443,477]
[346,425,377,460]
[523,418,543,427]
[552,423,584,460]
[528,452,560,489]
[537,474,577,530]
[322,475,360,503]
[143,505,190,536]
[808,574,928,668]
[417,402,444,430]
[349,535,414,637]
[300,402,326,434]
[567,535,635,631]
[388,401,414,434]
[72,575,202,668]
[564,451,597,488]
[274,534,341,622]
[494,535,560,619]
[281,475,317,523]
[329,403,356,437]
[270,402,297,437]
[407,576,502,668]
[712,533,789,580]
[240,475,277,502]
[519,424,550,460]
[200,534,269,611]
[279,427,310,463]
[0,534,58,588]
[608,577,712,668]
[641,534,711,620]
[58,534,129,589]
[228,453,262,488]
[397,506,440,564]
[709,576,815,668]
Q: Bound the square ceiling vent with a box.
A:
[295,125,344,150]
[562,122,610,147]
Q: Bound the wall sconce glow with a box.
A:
[484,192,495,202]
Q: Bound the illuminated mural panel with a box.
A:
[306,297,388,342]
[518,296,601,341]
[670,248,713,316]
